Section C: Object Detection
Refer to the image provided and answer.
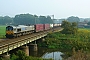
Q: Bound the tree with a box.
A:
[10,50,45,60]
[13,14,35,25]
[46,16,53,24]
[11,50,29,60]
[67,16,80,23]
[34,15,40,24]
[0,16,13,25]
[61,20,71,28]
[87,22,90,25]
[61,20,78,34]
[38,16,53,24]
[39,16,46,24]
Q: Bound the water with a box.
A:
[29,47,64,60]
[42,51,63,60]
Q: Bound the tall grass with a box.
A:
[65,48,90,60]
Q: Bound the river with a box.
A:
[29,47,64,60]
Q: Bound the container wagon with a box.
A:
[44,24,50,30]
[35,24,44,32]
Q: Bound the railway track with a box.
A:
[0,31,47,47]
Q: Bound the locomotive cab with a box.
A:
[6,26,13,31]
[5,26,14,38]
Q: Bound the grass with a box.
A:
[79,28,90,30]
[0,25,6,38]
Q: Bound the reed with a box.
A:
[65,48,90,60]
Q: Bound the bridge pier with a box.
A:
[28,44,38,51]
[20,46,29,56]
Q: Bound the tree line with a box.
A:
[0,14,53,25]
[1,14,90,26]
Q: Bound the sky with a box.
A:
[0,0,90,19]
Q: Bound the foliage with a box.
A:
[13,14,35,25]
[39,16,53,24]
[13,14,53,25]
[87,21,90,25]
[10,50,28,60]
[39,28,90,52]
[0,25,6,38]
[0,16,13,25]
[10,50,51,60]
[65,48,90,60]
[67,16,80,22]
[61,20,78,34]
[0,58,4,60]
[0,14,53,25]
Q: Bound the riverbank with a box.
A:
[38,29,90,59]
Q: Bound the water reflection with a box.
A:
[42,51,63,60]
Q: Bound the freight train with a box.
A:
[5,24,53,38]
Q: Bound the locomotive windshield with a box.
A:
[6,26,13,31]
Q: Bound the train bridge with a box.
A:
[0,27,62,58]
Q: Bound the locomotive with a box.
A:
[5,24,53,38]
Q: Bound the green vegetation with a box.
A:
[61,20,78,34]
[38,21,90,59]
[67,16,80,22]
[40,21,90,50]
[0,14,53,25]
[0,50,52,60]
[0,20,90,59]
[0,16,13,25]
[0,25,6,38]
[40,30,90,50]
[79,28,90,30]
[14,14,53,25]
[65,48,90,60]
[38,29,90,60]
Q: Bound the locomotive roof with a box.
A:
[7,25,34,29]
[7,25,27,28]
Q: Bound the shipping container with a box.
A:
[35,24,44,32]
[44,24,50,30]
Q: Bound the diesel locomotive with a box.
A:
[5,24,53,38]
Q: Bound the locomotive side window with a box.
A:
[17,28,21,32]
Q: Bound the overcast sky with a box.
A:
[0,0,90,18]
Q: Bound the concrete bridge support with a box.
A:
[28,44,38,52]
[20,46,29,56]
